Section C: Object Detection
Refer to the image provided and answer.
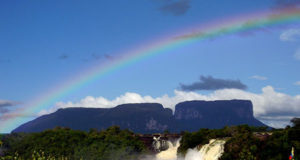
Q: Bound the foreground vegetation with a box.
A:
[178,118,300,160]
[0,126,146,160]
[1,118,299,160]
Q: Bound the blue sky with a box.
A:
[1,0,300,131]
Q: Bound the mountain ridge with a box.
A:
[13,100,267,133]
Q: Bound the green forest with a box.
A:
[0,126,146,160]
[0,118,299,160]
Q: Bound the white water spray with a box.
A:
[155,139,181,160]
[185,139,226,160]
[149,138,226,160]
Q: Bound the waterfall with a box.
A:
[150,138,226,160]
[185,139,226,160]
[155,139,181,160]
[184,149,202,160]
[198,139,226,160]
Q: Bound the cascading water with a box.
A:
[155,139,181,160]
[151,138,226,160]
[185,139,226,160]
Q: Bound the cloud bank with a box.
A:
[38,86,300,128]
[179,76,247,91]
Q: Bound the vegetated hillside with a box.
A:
[1,126,147,160]
[13,100,267,133]
[178,118,300,160]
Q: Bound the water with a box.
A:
[185,139,226,160]
[156,139,180,160]
[153,138,226,160]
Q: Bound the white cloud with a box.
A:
[280,29,300,41]
[250,75,267,81]
[294,81,300,86]
[294,48,300,61]
[39,86,300,128]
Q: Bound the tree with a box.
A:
[291,118,300,128]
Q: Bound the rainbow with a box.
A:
[1,6,300,133]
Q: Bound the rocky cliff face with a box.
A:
[175,100,253,120]
[174,100,265,131]
[13,100,266,133]
[13,103,174,133]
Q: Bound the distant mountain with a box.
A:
[174,100,265,131]
[13,100,267,133]
[13,103,174,133]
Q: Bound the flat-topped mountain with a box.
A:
[13,100,267,133]
[174,100,265,131]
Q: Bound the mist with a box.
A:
[141,138,226,160]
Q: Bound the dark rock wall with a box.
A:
[13,100,267,133]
